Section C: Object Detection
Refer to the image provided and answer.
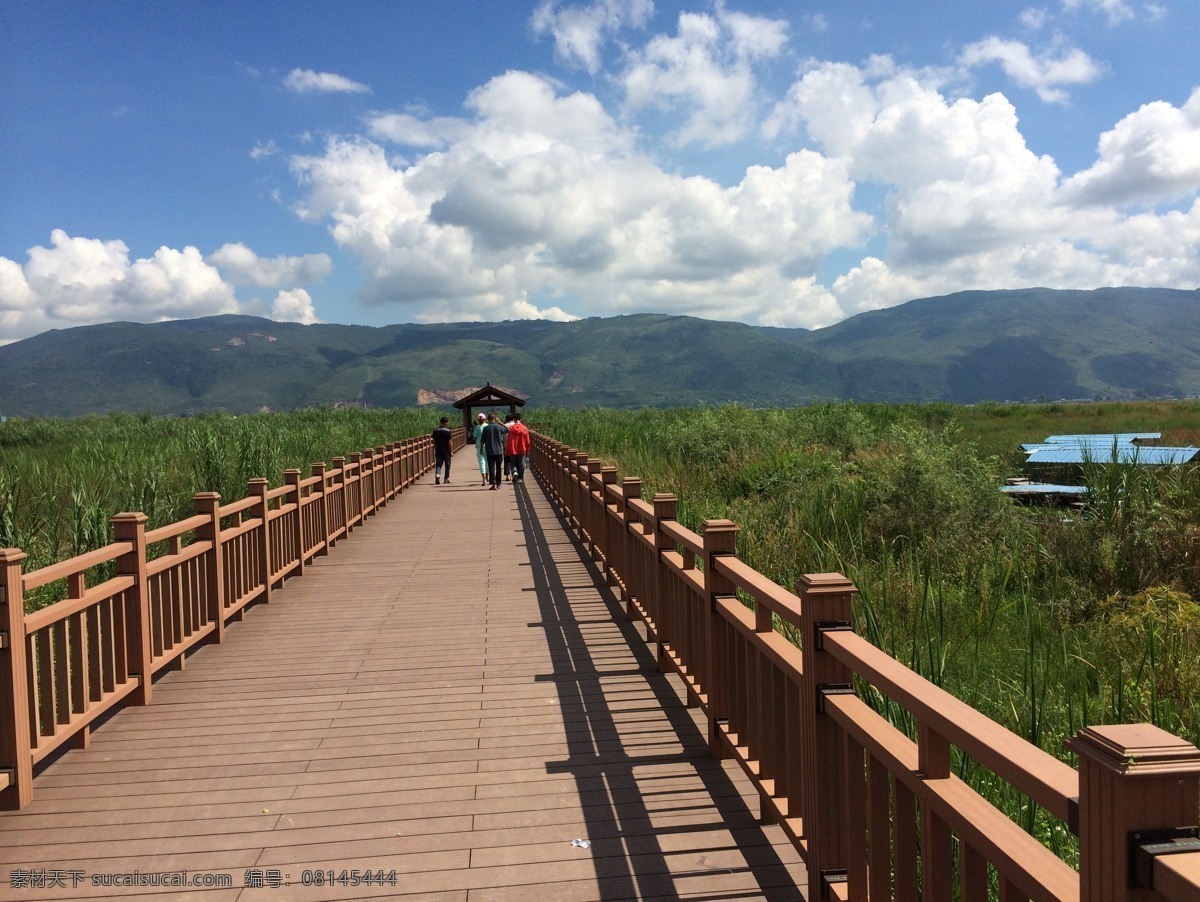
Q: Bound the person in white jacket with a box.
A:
[472,413,488,485]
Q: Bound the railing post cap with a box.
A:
[0,548,28,564]
[110,511,148,524]
[248,477,269,487]
[701,518,739,534]
[284,468,302,476]
[796,572,858,595]
[1068,724,1200,775]
[193,491,221,500]
[652,493,678,503]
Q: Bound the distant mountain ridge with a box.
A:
[1,287,1197,417]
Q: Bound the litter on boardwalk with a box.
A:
[571,838,591,849]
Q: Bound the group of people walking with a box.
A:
[430,411,531,490]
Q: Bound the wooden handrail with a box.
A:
[20,542,133,591]
[0,429,447,811]
[527,430,1200,902]
[824,628,1079,822]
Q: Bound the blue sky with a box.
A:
[2,0,1199,344]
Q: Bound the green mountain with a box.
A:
[773,286,1200,403]
[1,287,1197,416]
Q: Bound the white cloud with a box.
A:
[283,68,371,95]
[621,6,788,147]
[290,69,870,328]
[805,13,829,33]
[209,243,332,288]
[531,0,654,74]
[0,231,322,343]
[1020,7,1050,30]
[959,37,1103,104]
[761,56,1200,314]
[268,288,320,324]
[1061,0,1135,25]
[366,112,471,148]
[1061,88,1200,206]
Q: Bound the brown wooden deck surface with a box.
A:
[0,451,805,901]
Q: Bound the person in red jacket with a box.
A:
[504,413,531,483]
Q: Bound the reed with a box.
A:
[535,402,1200,763]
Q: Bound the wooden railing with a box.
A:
[529,433,1200,902]
[0,430,462,811]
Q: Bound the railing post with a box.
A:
[1068,723,1200,901]
[194,493,225,644]
[797,572,857,902]
[652,494,678,674]
[311,463,329,556]
[0,548,32,810]
[284,469,305,575]
[702,519,738,761]
[248,478,272,603]
[111,513,152,706]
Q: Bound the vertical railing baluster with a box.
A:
[194,492,224,642]
[652,494,677,674]
[248,479,272,603]
[620,477,642,622]
[285,469,305,575]
[920,722,954,900]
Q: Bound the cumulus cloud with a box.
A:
[531,0,654,74]
[621,6,788,147]
[762,58,1200,313]
[209,243,332,288]
[959,37,1103,103]
[283,68,371,95]
[1061,87,1200,206]
[0,231,323,343]
[13,6,1195,342]
[290,69,871,328]
[268,288,320,324]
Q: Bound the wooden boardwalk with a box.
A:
[0,452,805,901]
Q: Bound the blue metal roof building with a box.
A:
[1041,433,1160,445]
[1025,446,1199,466]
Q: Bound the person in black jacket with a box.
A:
[480,413,508,490]
[432,417,453,484]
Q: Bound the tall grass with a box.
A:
[0,407,444,579]
[535,403,1200,756]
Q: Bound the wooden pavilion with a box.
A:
[453,382,526,432]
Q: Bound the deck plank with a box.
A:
[0,452,805,900]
